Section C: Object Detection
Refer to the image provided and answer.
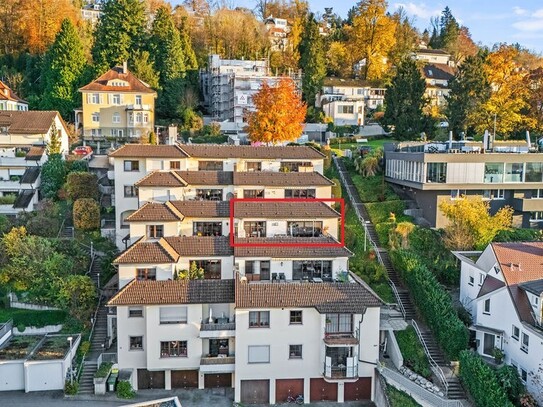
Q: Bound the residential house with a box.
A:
[80,1,103,25]
[318,77,386,111]
[265,16,290,52]
[0,111,69,215]
[0,81,28,111]
[455,242,543,403]
[76,63,157,141]
[414,48,456,108]
[384,140,543,228]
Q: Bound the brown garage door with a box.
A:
[137,369,165,390]
[275,379,304,403]
[204,373,232,388]
[171,370,199,388]
[310,378,337,402]
[240,379,269,404]
[344,378,372,401]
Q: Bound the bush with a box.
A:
[66,172,99,201]
[16,323,25,332]
[0,309,67,327]
[95,362,112,378]
[73,198,100,230]
[459,351,514,407]
[494,228,543,242]
[78,341,90,356]
[116,381,136,399]
[395,327,432,378]
[331,178,342,199]
[386,385,421,407]
[365,200,407,224]
[64,380,79,395]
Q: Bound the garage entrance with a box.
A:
[309,378,337,402]
[204,373,232,388]
[275,379,304,403]
[171,370,198,388]
[344,377,372,400]
[240,379,270,404]
[137,369,165,389]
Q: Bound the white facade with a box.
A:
[318,80,386,111]
[322,100,365,126]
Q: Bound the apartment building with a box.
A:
[200,55,301,123]
[106,143,382,403]
[318,77,386,111]
[0,111,69,215]
[456,242,543,404]
[384,140,543,228]
[414,48,456,107]
[0,81,28,111]
[76,63,157,141]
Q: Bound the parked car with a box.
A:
[72,146,93,155]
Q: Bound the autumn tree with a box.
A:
[299,13,326,107]
[348,0,396,80]
[326,41,350,77]
[73,198,100,230]
[92,0,147,73]
[527,67,543,134]
[382,58,428,140]
[439,196,513,250]
[388,7,419,67]
[41,19,86,120]
[66,172,99,201]
[0,0,24,54]
[246,77,307,144]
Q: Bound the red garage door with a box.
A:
[344,378,372,401]
[137,369,165,389]
[204,373,232,388]
[171,370,199,388]
[310,378,337,402]
[275,379,304,403]
[240,379,270,404]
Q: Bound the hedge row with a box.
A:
[0,308,67,328]
[390,250,468,359]
[459,351,514,407]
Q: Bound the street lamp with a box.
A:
[67,336,73,385]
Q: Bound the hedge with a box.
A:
[395,326,431,378]
[365,200,408,224]
[459,351,514,407]
[390,250,468,359]
[0,308,67,328]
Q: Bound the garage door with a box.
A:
[204,373,232,388]
[344,377,372,401]
[310,378,337,402]
[275,379,304,403]
[137,369,165,390]
[171,370,199,388]
[240,379,270,404]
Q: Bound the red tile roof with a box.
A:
[178,144,325,159]
[492,242,543,285]
[233,201,339,218]
[0,80,26,103]
[114,239,179,264]
[0,111,62,134]
[109,144,188,158]
[234,237,352,258]
[79,66,156,93]
[162,236,233,256]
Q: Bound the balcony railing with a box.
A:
[323,362,358,379]
[323,333,359,345]
[200,321,236,331]
[200,356,235,365]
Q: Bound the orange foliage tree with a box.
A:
[246,77,307,145]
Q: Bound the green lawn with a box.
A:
[386,385,422,407]
[0,308,67,328]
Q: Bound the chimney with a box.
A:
[168,125,178,145]
[122,61,128,74]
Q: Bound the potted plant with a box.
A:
[492,347,505,364]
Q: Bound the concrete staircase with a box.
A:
[78,361,97,395]
[78,305,108,395]
[89,255,102,288]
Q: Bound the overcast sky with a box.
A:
[171,1,543,53]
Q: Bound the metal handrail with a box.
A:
[0,319,13,341]
[389,281,406,319]
[77,295,102,381]
[56,217,66,239]
[411,319,449,397]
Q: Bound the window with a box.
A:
[287,221,323,237]
[137,268,156,281]
[244,189,264,198]
[483,189,505,200]
[531,189,543,199]
[195,189,222,201]
[198,161,223,171]
[244,221,266,237]
[285,189,316,198]
[526,163,543,182]
[293,260,333,281]
[124,160,139,172]
[426,163,447,183]
[521,333,529,353]
[534,296,539,306]
[325,314,352,334]
[483,299,491,314]
[170,161,181,170]
[248,345,270,363]
[112,94,121,105]
[468,275,474,286]
[130,336,143,350]
[450,189,466,199]
[112,112,121,123]
[189,260,221,279]
[128,307,143,318]
[124,185,136,197]
[92,113,100,122]
[249,311,270,328]
[91,93,99,104]
[484,163,504,183]
[290,310,302,325]
[520,368,528,383]
[512,325,520,341]
[479,273,485,286]
[338,105,354,114]
[160,340,187,357]
[280,162,311,172]
[159,306,187,324]
[505,163,524,182]
[246,162,261,171]
[193,222,222,236]
[136,112,142,123]
[289,344,302,359]
[143,113,149,123]
[147,225,164,238]
[530,211,543,222]
[135,95,142,105]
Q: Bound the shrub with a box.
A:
[16,323,25,332]
[386,385,421,407]
[116,381,136,399]
[496,365,524,404]
[95,362,112,378]
[494,228,543,242]
[459,351,513,407]
[0,309,67,328]
[73,198,100,230]
[365,200,407,224]
[66,172,99,201]
[78,341,90,356]
[395,326,432,378]
[64,380,79,395]
[331,178,342,199]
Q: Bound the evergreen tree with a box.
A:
[439,6,460,51]
[178,16,198,72]
[130,50,160,90]
[299,13,326,108]
[445,54,490,137]
[92,0,146,73]
[382,58,427,140]
[46,122,62,155]
[41,19,85,120]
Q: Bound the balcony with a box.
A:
[323,333,359,346]
[512,198,543,212]
[200,319,236,338]
[323,361,358,381]
[200,356,235,373]
[126,104,151,111]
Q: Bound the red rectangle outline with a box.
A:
[229,198,345,248]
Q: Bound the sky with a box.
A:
[172,1,543,53]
